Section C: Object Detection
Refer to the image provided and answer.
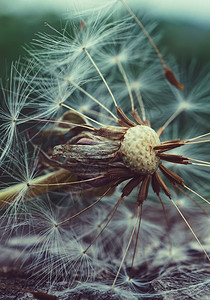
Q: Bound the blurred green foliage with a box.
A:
[0,13,210,81]
[0,14,63,80]
[160,20,210,64]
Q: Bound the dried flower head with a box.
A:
[0,0,210,297]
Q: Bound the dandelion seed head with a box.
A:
[164,61,210,129]
[154,245,189,266]
[80,104,91,113]
[176,196,194,210]
[153,264,210,299]
[178,99,190,111]
[0,62,35,163]
[0,0,210,295]
[121,125,160,174]
[193,213,210,244]
[0,141,40,230]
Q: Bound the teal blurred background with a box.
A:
[0,0,210,81]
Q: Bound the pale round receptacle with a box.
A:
[121,125,161,174]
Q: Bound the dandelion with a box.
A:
[0,61,37,164]
[0,0,209,298]
[24,197,100,286]
[0,141,40,228]
[161,61,210,131]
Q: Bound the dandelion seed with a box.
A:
[0,61,36,164]
[0,141,40,227]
